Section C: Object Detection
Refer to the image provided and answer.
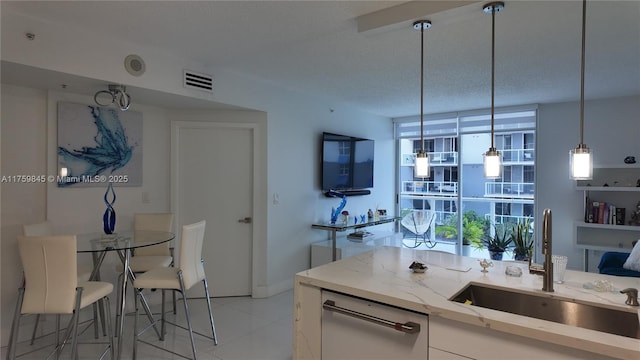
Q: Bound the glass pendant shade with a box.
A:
[570,145,592,180]
[415,151,430,178]
[483,148,502,179]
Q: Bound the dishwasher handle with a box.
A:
[322,300,421,334]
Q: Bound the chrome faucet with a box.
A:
[529,208,554,292]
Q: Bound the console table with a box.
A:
[311,217,400,261]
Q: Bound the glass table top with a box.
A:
[76,230,175,253]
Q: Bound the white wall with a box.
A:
[537,95,640,271]
[0,3,396,345]
[0,84,174,345]
[0,85,48,346]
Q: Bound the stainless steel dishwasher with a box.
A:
[321,290,429,359]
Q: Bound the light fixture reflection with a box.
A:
[413,20,432,178]
[570,0,592,180]
[482,2,504,180]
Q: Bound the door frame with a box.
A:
[171,119,266,297]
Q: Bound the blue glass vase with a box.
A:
[103,182,116,234]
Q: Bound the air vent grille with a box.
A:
[183,70,213,93]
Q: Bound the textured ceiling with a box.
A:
[2,1,639,118]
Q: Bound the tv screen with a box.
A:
[322,132,374,191]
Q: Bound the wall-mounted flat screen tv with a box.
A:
[322,132,374,191]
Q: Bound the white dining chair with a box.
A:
[22,221,96,345]
[115,213,175,327]
[23,221,93,281]
[132,220,217,360]
[7,235,114,360]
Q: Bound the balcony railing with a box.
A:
[484,182,534,198]
[402,181,458,195]
[501,149,535,163]
[429,151,458,165]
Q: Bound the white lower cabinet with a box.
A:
[429,316,619,360]
[321,290,428,359]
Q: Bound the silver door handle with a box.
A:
[238,217,252,224]
[322,300,421,334]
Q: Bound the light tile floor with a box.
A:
[2,289,294,360]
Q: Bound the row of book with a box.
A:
[585,198,625,225]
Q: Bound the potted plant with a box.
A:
[435,211,488,256]
[482,223,512,260]
[511,218,534,261]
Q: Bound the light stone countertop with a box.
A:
[295,246,640,359]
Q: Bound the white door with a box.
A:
[172,121,253,297]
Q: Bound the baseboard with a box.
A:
[252,277,293,298]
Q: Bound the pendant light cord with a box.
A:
[420,23,425,154]
[579,0,586,145]
[490,6,496,149]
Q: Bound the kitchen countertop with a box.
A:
[295,246,640,359]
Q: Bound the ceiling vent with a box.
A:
[183,70,213,93]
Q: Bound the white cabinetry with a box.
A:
[574,165,640,270]
[321,290,428,359]
[429,316,619,360]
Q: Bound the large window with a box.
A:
[396,107,537,257]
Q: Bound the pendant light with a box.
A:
[570,0,592,180]
[414,19,432,178]
[482,2,504,179]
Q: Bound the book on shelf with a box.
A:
[586,200,619,225]
[616,207,626,225]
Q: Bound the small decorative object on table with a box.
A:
[478,259,493,273]
[341,210,349,225]
[409,261,427,273]
[328,190,347,225]
[103,182,116,234]
[505,265,522,277]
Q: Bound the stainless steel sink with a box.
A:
[449,283,640,339]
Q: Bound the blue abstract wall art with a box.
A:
[57,102,142,187]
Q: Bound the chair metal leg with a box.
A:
[178,271,197,360]
[114,272,124,337]
[103,296,115,360]
[55,315,61,360]
[70,288,84,360]
[29,314,40,345]
[133,288,139,360]
[160,289,166,341]
[7,287,25,360]
[172,290,177,315]
[202,276,218,345]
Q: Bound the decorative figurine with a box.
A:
[629,201,640,226]
[409,261,428,273]
[479,259,493,273]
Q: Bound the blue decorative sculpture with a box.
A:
[103,182,116,234]
[328,190,347,224]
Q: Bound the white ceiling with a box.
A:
[2,1,639,118]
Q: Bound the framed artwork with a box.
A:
[57,102,142,187]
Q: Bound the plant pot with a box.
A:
[513,253,529,262]
[462,244,472,257]
[489,251,504,261]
